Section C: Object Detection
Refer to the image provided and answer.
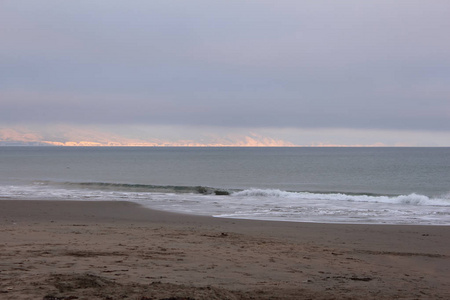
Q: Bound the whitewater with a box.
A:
[1,182,449,225]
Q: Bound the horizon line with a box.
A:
[0,144,442,148]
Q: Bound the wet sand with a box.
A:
[1,200,449,299]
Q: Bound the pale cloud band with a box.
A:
[1,125,449,147]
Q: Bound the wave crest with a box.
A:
[232,189,450,206]
[30,182,450,207]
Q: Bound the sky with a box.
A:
[1,0,449,146]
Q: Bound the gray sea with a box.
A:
[1,147,449,225]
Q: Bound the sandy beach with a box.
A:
[1,200,449,299]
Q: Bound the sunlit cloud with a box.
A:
[0,126,294,147]
[308,142,387,148]
[2,124,449,147]
[0,127,43,143]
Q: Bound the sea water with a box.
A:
[0,147,449,225]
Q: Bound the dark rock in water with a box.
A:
[196,186,208,194]
[196,186,229,195]
[214,190,230,196]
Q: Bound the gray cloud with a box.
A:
[1,1,450,131]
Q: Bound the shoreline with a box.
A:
[1,199,449,299]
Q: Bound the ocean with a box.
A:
[1,146,449,225]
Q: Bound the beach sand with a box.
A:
[0,200,449,299]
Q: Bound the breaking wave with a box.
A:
[231,188,450,206]
[1,181,450,225]
[25,181,450,207]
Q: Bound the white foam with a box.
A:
[1,184,450,225]
[231,188,450,206]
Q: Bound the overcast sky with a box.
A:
[1,1,449,146]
